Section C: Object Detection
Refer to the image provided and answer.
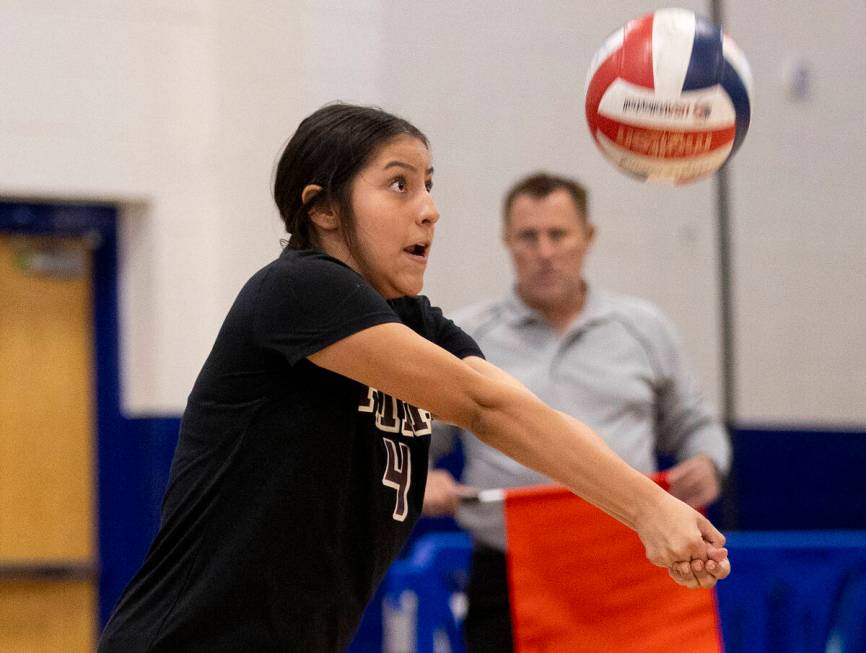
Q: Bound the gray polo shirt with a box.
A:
[431,285,731,551]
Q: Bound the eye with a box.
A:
[389,176,407,192]
[425,179,433,192]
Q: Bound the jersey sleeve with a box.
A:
[421,297,485,360]
[384,295,483,360]
[254,253,400,365]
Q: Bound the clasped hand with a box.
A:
[668,544,730,588]
[637,491,731,589]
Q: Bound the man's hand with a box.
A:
[667,454,721,508]
[422,469,474,517]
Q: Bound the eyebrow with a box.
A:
[383,161,434,175]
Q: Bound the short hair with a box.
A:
[502,172,589,225]
[274,103,429,250]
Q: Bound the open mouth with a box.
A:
[403,243,428,259]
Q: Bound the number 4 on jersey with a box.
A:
[381,437,411,522]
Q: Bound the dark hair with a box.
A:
[502,172,589,226]
[274,103,429,250]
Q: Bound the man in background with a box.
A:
[424,172,731,653]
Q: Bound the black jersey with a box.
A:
[99,248,483,653]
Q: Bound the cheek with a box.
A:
[353,215,389,253]
[360,240,388,271]
[351,211,377,240]
[564,240,588,259]
[360,213,398,245]
[512,252,533,269]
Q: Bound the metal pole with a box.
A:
[711,0,735,424]
[710,0,739,529]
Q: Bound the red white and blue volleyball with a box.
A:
[585,8,753,184]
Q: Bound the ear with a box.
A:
[502,217,512,245]
[584,221,597,246]
[301,184,340,232]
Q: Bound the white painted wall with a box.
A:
[1,1,861,426]
[0,0,222,413]
[724,0,866,424]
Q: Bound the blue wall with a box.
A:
[98,417,180,624]
[730,428,866,530]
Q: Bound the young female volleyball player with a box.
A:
[98,103,729,652]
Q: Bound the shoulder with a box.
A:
[269,248,361,283]
[387,294,462,336]
[259,248,372,299]
[600,289,681,349]
[386,295,485,359]
[249,248,393,332]
[387,295,433,334]
[603,290,670,326]
[448,297,510,337]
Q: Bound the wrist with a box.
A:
[630,477,671,532]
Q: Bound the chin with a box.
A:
[399,278,424,297]
[526,289,564,307]
[381,281,423,299]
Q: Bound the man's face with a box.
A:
[504,189,595,313]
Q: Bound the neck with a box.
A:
[520,283,588,334]
[319,232,360,274]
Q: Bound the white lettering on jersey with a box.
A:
[358,386,432,437]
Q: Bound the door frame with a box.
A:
[0,201,123,624]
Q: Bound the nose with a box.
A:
[535,234,556,259]
[418,193,440,226]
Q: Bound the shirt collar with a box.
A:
[503,287,539,325]
[503,282,615,334]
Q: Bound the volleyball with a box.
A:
[585,8,753,184]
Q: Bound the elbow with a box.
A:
[434,362,542,449]
[444,390,490,441]
[459,381,533,448]
[439,376,500,442]
[464,400,490,444]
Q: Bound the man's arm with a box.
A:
[423,421,476,516]
[650,312,731,507]
[667,454,722,508]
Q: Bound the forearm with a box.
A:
[470,385,667,531]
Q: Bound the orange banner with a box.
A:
[504,475,723,653]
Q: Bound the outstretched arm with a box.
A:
[309,322,729,585]
[459,355,729,587]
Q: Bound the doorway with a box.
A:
[0,201,117,650]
